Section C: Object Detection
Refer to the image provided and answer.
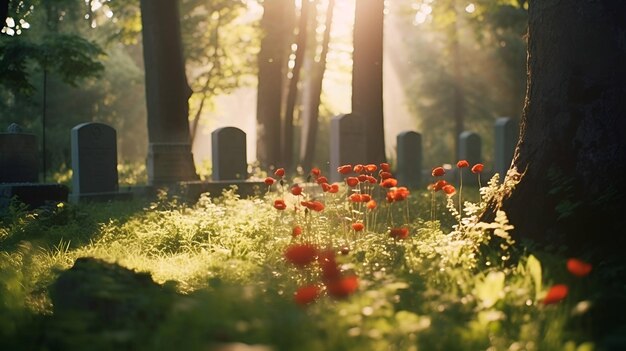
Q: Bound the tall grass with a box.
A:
[0,170,607,351]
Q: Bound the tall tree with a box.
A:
[256,0,294,170]
[352,0,385,164]
[299,0,335,171]
[140,0,198,184]
[495,0,626,256]
[282,0,310,170]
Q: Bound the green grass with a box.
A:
[0,171,621,351]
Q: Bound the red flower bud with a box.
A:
[432,167,445,177]
[543,284,569,305]
[337,165,353,174]
[471,163,484,174]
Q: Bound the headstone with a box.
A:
[211,127,247,181]
[494,117,519,177]
[458,131,482,166]
[329,114,366,182]
[0,123,68,209]
[0,124,39,183]
[71,122,119,195]
[396,131,422,188]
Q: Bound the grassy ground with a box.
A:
[0,169,621,351]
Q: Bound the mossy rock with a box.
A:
[45,257,178,351]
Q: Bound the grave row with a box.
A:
[0,116,518,207]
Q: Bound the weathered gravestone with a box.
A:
[174,126,262,202]
[211,127,248,181]
[396,131,422,188]
[494,117,519,178]
[458,131,482,167]
[329,114,366,182]
[70,122,129,202]
[0,123,38,183]
[0,124,68,208]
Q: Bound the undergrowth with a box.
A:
[0,164,612,351]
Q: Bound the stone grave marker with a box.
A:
[329,114,366,182]
[396,131,422,188]
[0,123,39,183]
[458,131,482,167]
[71,122,119,195]
[495,117,519,178]
[211,127,247,181]
[0,123,68,209]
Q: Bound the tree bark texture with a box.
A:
[256,0,292,169]
[140,0,198,184]
[300,0,335,171]
[282,0,310,171]
[502,0,626,255]
[352,0,386,164]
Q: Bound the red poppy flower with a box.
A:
[543,284,569,305]
[390,227,409,240]
[471,163,484,174]
[433,180,448,191]
[360,194,371,202]
[338,165,353,174]
[300,201,324,212]
[386,192,395,203]
[380,163,391,172]
[393,187,410,201]
[357,174,368,182]
[367,176,377,184]
[351,222,365,231]
[379,171,393,180]
[291,185,303,196]
[294,285,321,305]
[310,201,325,212]
[349,194,362,202]
[311,167,321,177]
[353,164,364,173]
[365,164,377,173]
[274,199,287,210]
[567,258,592,277]
[320,182,331,192]
[284,243,318,267]
[316,176,329,184]
[432,167,445,177]
[292,225,303,237]
[366,200,377,210]
[457,160,469,168]
[274,168,285,177]
[327,275,359,298]
[346,177,359,187]
[264,177,275,186]
[329,183,340,193]
[442,184,456,196]
[380,178,398,188]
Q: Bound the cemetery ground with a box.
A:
[1,165,624,351]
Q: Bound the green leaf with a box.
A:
[474,271,505,309]
[526,254,542,300]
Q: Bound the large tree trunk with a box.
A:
[282,0,310,171]
[500,0,626,256]
[256,0,293,170]
[140,0,198,185]
[300,0,335,171]
[352,0,386,164]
